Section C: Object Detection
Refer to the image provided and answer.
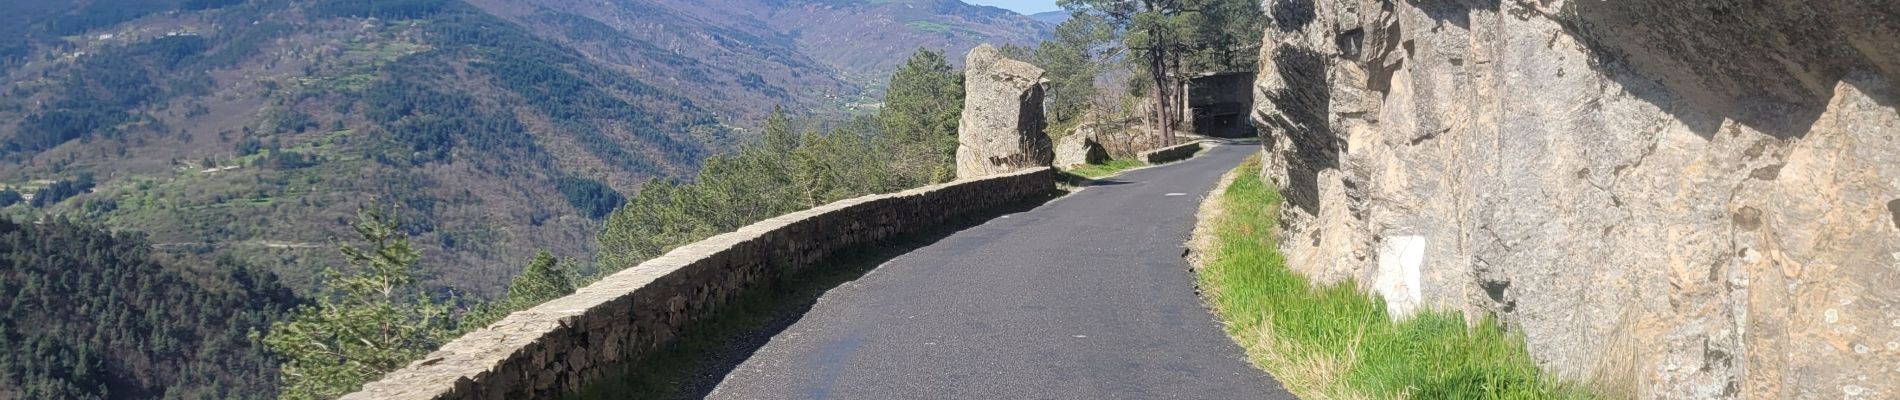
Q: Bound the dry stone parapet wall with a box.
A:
[343,167,1055,400]
[1140,141,1203,165]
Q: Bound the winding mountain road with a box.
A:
[707,142,1293,400]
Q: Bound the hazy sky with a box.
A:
[964,0,1062,14]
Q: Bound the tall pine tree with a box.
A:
[876,49,964,184]
[1057,0,1264,142]
[262,207,453,400]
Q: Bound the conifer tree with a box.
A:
[1057,0,1264,141]
[1034,12,1117,132]
[506,251,576,304]
[460,251,580,332]
[877,49,964,184]
[595,48,967,277]
[262,207,452,400]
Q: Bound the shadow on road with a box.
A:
[568,192,1062,400]
[1201,137,1261,146]
[1079,178,1138,187]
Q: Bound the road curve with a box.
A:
[707,143,1293,400]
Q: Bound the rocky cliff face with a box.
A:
[1250,1,1900,398]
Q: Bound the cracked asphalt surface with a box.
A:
[706,143,1294,400]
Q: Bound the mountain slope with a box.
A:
[0,0,718,297]
[764,0,1051,76]
[463,0,856,124]
[1031,10,1072,25]
[0,0,1047,299]
[466,0,1050,105]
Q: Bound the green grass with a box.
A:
[1197,156,1597,400]
[325,72,378,92]
[1065,159,1143,179]
[904,20,954,34]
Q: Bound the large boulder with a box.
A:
[955,44,1052,179]
[1253,1,1900,397]
[1053,133,1108,168]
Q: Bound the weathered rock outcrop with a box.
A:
[1252,1,1900,398]
[1054,133,1108,168]
[957,44,1053,179]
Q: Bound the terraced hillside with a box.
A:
[0,0,1047,297]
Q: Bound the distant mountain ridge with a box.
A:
[467,0,1051,98]
[1031,10,1072,25]
[767,0,1051,73]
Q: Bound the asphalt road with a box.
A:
[706,143,1294,400]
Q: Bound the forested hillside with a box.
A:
[0,0,1044,300]
[0,0,712,299]
[0,218,296,399]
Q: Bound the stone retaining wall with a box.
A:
[1139,141,1204,164]
[343,167,1056,400]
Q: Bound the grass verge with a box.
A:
[1195,155,1596,400]
[1064,159,1143,180]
